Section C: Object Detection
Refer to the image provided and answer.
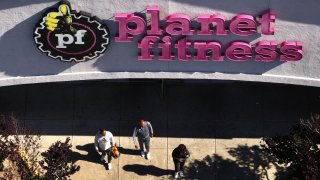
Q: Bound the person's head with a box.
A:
[177,144,187,153]
[139,119,145,127]
[99,129,106,136]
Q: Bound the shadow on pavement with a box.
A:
[117,147,140,156]
[71,143,136,170]
[185,145,288,180]
[70,143,101,165]
[122,164,173,177]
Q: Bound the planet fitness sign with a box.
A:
[115,6,303,62]
[34,1,110,62]
[34,2,303,63]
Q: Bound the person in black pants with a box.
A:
[172,144,190,179]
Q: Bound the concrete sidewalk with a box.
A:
[48,135,262,180]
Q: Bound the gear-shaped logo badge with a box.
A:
[34,0,110,62]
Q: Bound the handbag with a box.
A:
[111,146,120,159]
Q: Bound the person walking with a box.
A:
[172,144,190,179]
[133,119,154,160]
[94,129,116,170]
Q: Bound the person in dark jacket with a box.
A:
[172,144,190,179]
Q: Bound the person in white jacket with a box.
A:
[94,129,115,170]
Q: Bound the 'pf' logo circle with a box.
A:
[34,1,110,62]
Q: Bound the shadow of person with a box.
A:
[117,146,140,156]
[70,143,119,171]
[123,164,173,177]
[70,143,101,164]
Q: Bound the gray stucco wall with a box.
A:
[0,0,320,87]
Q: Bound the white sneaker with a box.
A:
[179,171,185,177]
[108,163,112,170]
[146,153,151,160]
[140,151,145,157]
[174,172,179,179]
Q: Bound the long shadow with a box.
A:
[69,143,172,175]
[122,164,173,177]
[70,143,98,164]
[117,147,140,156]
[70,143,111,170]
[70,144,141,168]
[70,143,140,161]
[185,145,289,180]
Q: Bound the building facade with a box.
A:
[0,0,319,87]
[0,1,320,179]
